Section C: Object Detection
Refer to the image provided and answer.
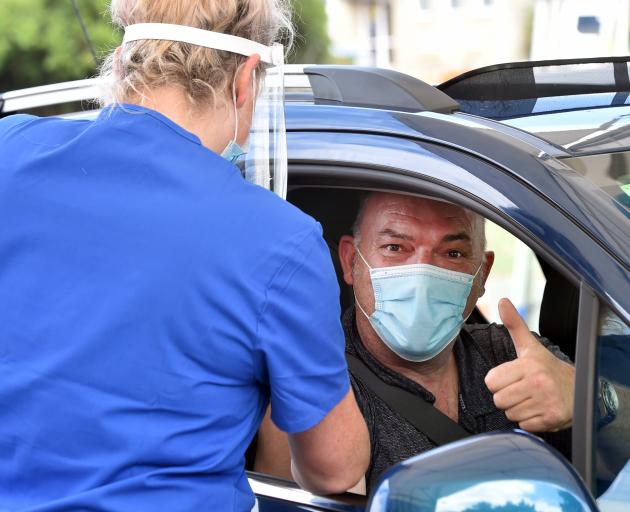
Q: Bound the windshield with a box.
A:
[501,105,630,156]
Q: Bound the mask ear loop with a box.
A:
[462,260,486,322]
[355,247,373,270]
[248,68,257,147]
[472,260,484,279]
[252,68,257,107]
[353,247,373,319]
[233,64,257,149]
[230,72,239,145]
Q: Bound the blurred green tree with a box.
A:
[0,0,119,91]
[288,0,332,64]
[0,0,332,92]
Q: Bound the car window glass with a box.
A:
[595,305,630,496]
[564,152,630,217]
[476,219,546,332]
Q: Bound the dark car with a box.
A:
[2,57,630,512]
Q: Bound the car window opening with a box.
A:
[242,185,581,493]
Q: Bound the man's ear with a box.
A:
[480,250,495,293]
[338,235,357,286]
[235,54,260,109]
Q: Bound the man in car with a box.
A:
[255,192,574,493]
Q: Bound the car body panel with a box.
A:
[250,474,364,512]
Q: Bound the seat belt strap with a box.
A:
[346,353,471,446]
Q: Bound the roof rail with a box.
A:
[439,56,630,101]
[0,78,104,114]
[439,56,630,119]
[0,65,460,115]
[304,65,458,113]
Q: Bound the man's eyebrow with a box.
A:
[441,232,472,244]
[377,228,415,241]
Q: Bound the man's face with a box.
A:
[339,193,494,327]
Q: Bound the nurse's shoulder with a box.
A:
[229,172,324,251]
[0,114,37,140]
[0,113,90,146]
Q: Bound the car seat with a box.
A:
[538,258,579,362]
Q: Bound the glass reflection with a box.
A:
[564,153,630,217]
[596,306,630,496]
[501,106,630,154]
[436,480,584,512]
[367,432,595,512]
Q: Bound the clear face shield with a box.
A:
[122,23,287,199]
[245,48,286,198]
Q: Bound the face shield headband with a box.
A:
[122,23,287,198]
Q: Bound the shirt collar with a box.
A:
[98,103,203,146]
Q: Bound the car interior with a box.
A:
[288,186,580,361]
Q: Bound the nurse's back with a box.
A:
[0,106,329,510]
[0,1,372,509]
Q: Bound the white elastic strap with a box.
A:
[123,23,275,65]
[231,75,239,142]
[353,248,373,319]
[354,292,371,320]
[355,248,373,270]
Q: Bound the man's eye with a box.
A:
[385,244,402,252]
[447,250,463,258]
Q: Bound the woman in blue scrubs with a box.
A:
[0,1,369,510]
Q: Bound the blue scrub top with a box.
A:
[0,105,349,511]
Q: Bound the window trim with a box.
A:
[572,283,600,490]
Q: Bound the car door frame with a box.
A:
[285,131,627,497]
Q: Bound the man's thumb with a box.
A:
[498,298,535,357]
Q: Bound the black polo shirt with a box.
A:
[343,307,572,492]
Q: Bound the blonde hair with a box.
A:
[98,0,293,108]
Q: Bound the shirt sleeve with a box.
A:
[255,223,350,434]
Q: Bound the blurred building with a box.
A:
[326,0,630,85]
[530,0,629,60]
[326,0,534,84]
[326,0,394,68]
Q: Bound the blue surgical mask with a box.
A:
[221,139,246,163]
[355,249,481,362]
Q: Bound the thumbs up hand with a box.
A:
[484,298,574,433]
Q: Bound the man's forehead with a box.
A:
[363,193,474,229]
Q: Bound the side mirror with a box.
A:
[368,431,597,511]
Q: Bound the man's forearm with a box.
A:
[254,406,293,480]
